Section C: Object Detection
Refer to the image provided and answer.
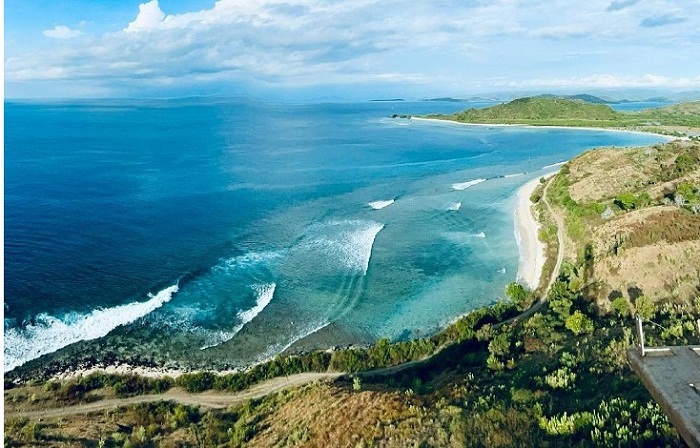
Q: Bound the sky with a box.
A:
[4,0,700,100]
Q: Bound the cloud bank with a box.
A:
[8,0,700,98]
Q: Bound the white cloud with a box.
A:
[8,0,700,97]
[501,74,700,89]
[124,0,166,33]
[43,25,82,39]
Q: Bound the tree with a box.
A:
[565,310,594,335]
[635,296,656,321]
[610,297,630,318]
[505,282,530,310]
[488,332,512,357]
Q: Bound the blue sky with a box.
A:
[5,0,700,99]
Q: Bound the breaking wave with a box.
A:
[4,284,179,372]
[452,178,486,190]
[306,220,384,275]
[447,202,462,211]
[200,283,276,350]
[368,199,395,210]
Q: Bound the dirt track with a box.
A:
[6,372,342,419]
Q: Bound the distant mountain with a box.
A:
[425,97,470,102]
[369,98,405,102]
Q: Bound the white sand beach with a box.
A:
[513,177,548,290]
[410,116,676,141]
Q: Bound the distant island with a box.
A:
[422,96,700,137]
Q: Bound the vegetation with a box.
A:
[425,97,700,136]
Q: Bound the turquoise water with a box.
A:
[4,99,666,371]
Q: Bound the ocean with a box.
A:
[4,99,667,372]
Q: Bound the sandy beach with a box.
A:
[410,116,676,141]
[513,177,548,290]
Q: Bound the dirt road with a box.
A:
[6,372,342,420]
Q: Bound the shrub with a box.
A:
[635,296,656,321]
[176,372,215,393]
[565,311,594,335]
[614,192,639,211]
[610,297,630,317]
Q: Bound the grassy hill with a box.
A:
[540,140,700,310]
[453,97,618,121]
[427,97,700,136]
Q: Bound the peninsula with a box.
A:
[424,96,700,138]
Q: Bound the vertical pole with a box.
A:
[636,314,646,357]
[697,319,700,339]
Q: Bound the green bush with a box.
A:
[176,372,216,393]
[565,311,594,335]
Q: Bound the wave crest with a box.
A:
[452,178,486,190]
[200,283,276,350]
[4,284,179,372]
[368,199,394,210]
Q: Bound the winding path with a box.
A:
[6,372,342,419]
[542,175,566,293]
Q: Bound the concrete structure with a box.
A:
[627,316,700,448]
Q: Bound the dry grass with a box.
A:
[584,207,700,304]
[250,383,433,448]
[593,240,700,304]
[569,148,658,202]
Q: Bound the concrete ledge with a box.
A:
[627,346,700,448]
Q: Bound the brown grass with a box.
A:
[250,383,432,448]
[568,148,657,202]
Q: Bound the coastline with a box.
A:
[410,116,677,141]
[22,175,557,382]
[12,122,644,380]
[513,176,550,290]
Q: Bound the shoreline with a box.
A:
[47,177,555,382]
[18,175,558,382]
[410,116,677,141]
[513,176,550,290]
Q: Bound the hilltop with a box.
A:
[452,97,618,121]
[427,97,700,136]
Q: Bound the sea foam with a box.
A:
[447,202,462,211]
[200,283,276,350]
[312,221,384,274]
[4,284,179,372]
[542,161,567,170]
[368,199,395,210]
[452,178,486,190]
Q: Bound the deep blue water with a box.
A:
[4,99,667,371]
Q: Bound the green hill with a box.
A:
[453,97,618,121]
[643,101,700,116]
[426,97,700,136]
